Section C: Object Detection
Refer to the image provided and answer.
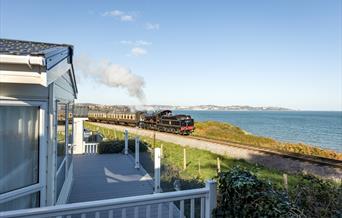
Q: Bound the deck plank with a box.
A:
[69,154,154,203]
[68,154,180,217]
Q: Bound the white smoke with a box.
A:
[75,54,145,101]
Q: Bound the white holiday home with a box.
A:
[0,39,78,211]
[0,39,217,218]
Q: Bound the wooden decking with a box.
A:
[68,154,180,217]
[69,154,154,203]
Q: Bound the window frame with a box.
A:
[55,101,67,200]
[55,100,74,202]
[0,100,47,208]
[67,103,74,170]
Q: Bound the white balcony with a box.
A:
[0,154,217,218]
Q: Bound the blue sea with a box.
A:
[175,110,342,152]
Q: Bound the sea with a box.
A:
[175,110,342,152]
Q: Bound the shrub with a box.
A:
[128,139,149,152]
[213,167,302,217]
[291,175,342,218]
[98,141,123,154]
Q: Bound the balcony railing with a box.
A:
[0,180,217,218]
[84,143,99,154]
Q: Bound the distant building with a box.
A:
[0,39,78,211]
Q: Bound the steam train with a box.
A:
[88,110,195,135]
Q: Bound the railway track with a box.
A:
[187,135,342,169]
[90,121,342,169]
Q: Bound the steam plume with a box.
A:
[75,54,145,101]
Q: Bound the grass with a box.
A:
[85,122,342,217]
[84,122,308,191]
[193,121,342,160]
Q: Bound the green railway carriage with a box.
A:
[88,111,141,126]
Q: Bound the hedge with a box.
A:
[97,139,148,154]
[98,141,123,154]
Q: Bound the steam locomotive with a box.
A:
[88,110,195,135]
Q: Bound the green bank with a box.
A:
[193,121,342,160]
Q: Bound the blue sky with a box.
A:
[1,0,341,110]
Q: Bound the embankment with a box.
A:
[89,122,342,180]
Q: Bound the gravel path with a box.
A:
[93,123,342,180]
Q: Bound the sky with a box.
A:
[1,0,341,110]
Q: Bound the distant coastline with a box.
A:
[77,103,294,112]
[146,105,294,111]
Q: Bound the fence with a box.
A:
[0,180,217,218]
[84,143,99,154]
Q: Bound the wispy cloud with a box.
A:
[120,40,152,46]
[120,15,134,21]
[145,22,159,30]
[102,10,136,22]
[131,47,147,56]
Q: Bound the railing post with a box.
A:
[154,148,161,193]
[124,129,128,155]
[205,180,217,218]
[135,137,140,169]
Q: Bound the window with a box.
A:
[0,192,39,212]
[56,102,67,201]
[0,101,46,212]
[57,103,66,168]
[67,103,74,170]
[56,101,74,201]
[56,162,65,198]
[0,106,39,194]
